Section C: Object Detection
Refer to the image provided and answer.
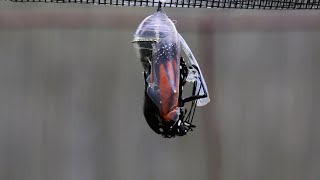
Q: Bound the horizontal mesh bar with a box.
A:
[7,0,320,9]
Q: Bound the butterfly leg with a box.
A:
[181,64,208,104]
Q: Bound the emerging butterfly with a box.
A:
[132,2,210,138]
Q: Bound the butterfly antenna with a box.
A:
[185,80,201,124]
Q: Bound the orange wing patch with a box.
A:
[159,60,179,122]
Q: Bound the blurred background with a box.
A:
[0,2,320,180]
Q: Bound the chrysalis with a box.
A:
[132,6,209,138]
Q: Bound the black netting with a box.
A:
[8,0,320,9]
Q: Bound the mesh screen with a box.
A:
[8,0,320,9]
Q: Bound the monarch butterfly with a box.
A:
[132,8,210,138]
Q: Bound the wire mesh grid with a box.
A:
[7,0,320,9]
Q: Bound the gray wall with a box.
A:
[0,2,319,180]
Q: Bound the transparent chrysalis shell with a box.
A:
[133,12,181,121]
[133,12,209,118]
